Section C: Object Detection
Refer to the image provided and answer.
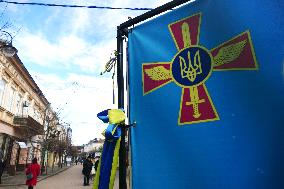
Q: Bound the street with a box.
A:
[4,165,119,189]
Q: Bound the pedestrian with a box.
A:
[26,158,40,189]
[94,158,100,172]
[75,159,78,165]
[0,149,3,161]
[82,155,93,186]
[0,159,5,184]
[0,149,4,184]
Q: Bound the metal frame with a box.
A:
[116,0,191,188]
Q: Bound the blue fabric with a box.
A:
[99,125,121,189]
[128,0,284,189]
[96,110,121,189]
[97,109,110,123]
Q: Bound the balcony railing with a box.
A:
[13,116,44,135]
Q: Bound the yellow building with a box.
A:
[0,51,49,175]
[47,126,71,168]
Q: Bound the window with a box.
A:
[0,79,7,106]
[30,106,35,118]
[33,106,40,122]
[23,101,30,117]
[7,87,16,112]
[15,93,23,115]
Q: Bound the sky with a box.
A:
[0,0,170,145]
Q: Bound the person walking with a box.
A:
[82,155,93,186]
[94,158,99,172]
[26,158,40,189]
[0,149,5,184]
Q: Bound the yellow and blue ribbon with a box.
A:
[94,109,125,189]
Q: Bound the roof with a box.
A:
[8,54,49,106]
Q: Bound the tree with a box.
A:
[26,106,67,175]
[39,109,60,174]
[69,146,79,161]
[97,145,103,153]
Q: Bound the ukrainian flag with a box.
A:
[128,0,284,188]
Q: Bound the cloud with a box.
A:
[58,0,170,38]
[4,0,30,13]
[66,8,91,35]
[31,71,116,145]
[15,31,57,66]
[7,0,174,145]
[13,0,171,73]
[14,29,115,73]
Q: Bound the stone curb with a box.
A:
[0,166,72,187]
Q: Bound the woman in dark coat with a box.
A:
[26,158,40,189]
[82,156,93,186]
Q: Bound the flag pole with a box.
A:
[117,27,127,189]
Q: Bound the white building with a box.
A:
[83,138,104,153]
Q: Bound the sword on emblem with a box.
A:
[181,22,205,119]
[186,86,205,118]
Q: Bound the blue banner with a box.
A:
[128,0,284,188]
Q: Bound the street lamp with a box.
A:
[0,31,18,57]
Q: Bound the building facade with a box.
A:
[83,138,104,155]
[0,52,49,175]
[46,125,72,168]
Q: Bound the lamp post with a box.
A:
[0,31,17,57]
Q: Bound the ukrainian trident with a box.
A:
[142,13,258,125]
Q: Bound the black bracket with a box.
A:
[117,27,129,38]
[125,121,137,129]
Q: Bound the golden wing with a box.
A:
[213,40,247,66]
[145,66,172,81]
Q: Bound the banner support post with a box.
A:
[117,27,127,189]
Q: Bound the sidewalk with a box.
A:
[0,165,71,187]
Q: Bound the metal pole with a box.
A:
[119,0,191,30]
[117,28,127,189]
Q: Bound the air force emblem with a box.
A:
[142,13,258,125]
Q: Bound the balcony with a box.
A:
[13,116,44,135]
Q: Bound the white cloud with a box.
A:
[5,0,30,13]
[15,31,56,66]
[13,0,171,73]
[59,0,171,37]
[14,29,115,73]
[8,0,174,145]
[31,71,116,145]
[67,9,91,35]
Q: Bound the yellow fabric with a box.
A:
[108,137,121,189]
[101,129,106,137]
[93,137,121,189]
[93,157,102,189]
[108,109,125,124]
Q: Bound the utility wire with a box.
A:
[0,0,153,10]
